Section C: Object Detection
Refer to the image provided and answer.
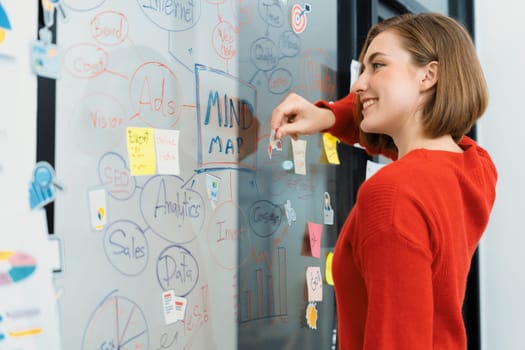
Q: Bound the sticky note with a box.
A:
[323,191,334,225]
[325,252,334,286]
[307,221,322,258]
[155,129,181,175]
[206,174,221,203]
[322,133,340,164]
[306,266,323,302]
[162,290,187,325]
[350,59,361,90]
[268,129,283,159]
[88,188,107,231]
[30,41,62,79]
[291,138,307,175]
[126,127,156,176]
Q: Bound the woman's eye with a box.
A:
[372,62,384,70]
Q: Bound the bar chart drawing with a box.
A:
[240,247,287,324]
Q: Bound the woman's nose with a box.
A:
[350,72,367,95]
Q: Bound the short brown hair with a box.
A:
[357,13,488,157]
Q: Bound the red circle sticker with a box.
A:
[291,4,307,34]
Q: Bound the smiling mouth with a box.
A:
[362,99,377,110]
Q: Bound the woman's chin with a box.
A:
[360,121,379,134]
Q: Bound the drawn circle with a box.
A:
[98,152,137,201]
[140,175,205,244]
[129,61,183,129]
[268,68,293,95]
[279,30,301,57]
[82,294,149,350]
[212,20,238,60]
[62,43,109,79]
[248,200,283,238]
[156,244,199,297]
[250,37,279,71]
[257,0,284,28]
[90,11,129,47]
[137,0,202,32]
[103,220,149,276]
[291,4,307,34]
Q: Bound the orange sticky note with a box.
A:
[307,221,322,258]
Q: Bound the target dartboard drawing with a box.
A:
[291,4,310,34]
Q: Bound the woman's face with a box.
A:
[351,30,429,139]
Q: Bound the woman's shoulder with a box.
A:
[357,152,438,207]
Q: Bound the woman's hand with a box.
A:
[270,93,336,140]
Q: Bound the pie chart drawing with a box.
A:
[82,294,149,350]
[0,251,37,286]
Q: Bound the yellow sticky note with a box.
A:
[126,127,157,176]
[325,252,334,286]
[323,133,340,165]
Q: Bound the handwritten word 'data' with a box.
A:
[157,245,199,295]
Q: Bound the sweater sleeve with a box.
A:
[315,93,360,145]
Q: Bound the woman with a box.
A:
[271,13,497,349]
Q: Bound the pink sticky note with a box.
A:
[307,221,323,258]
[306,266,323,302]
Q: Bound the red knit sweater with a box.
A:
[317,94,497,349]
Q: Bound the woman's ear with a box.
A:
[420,61,438,91]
